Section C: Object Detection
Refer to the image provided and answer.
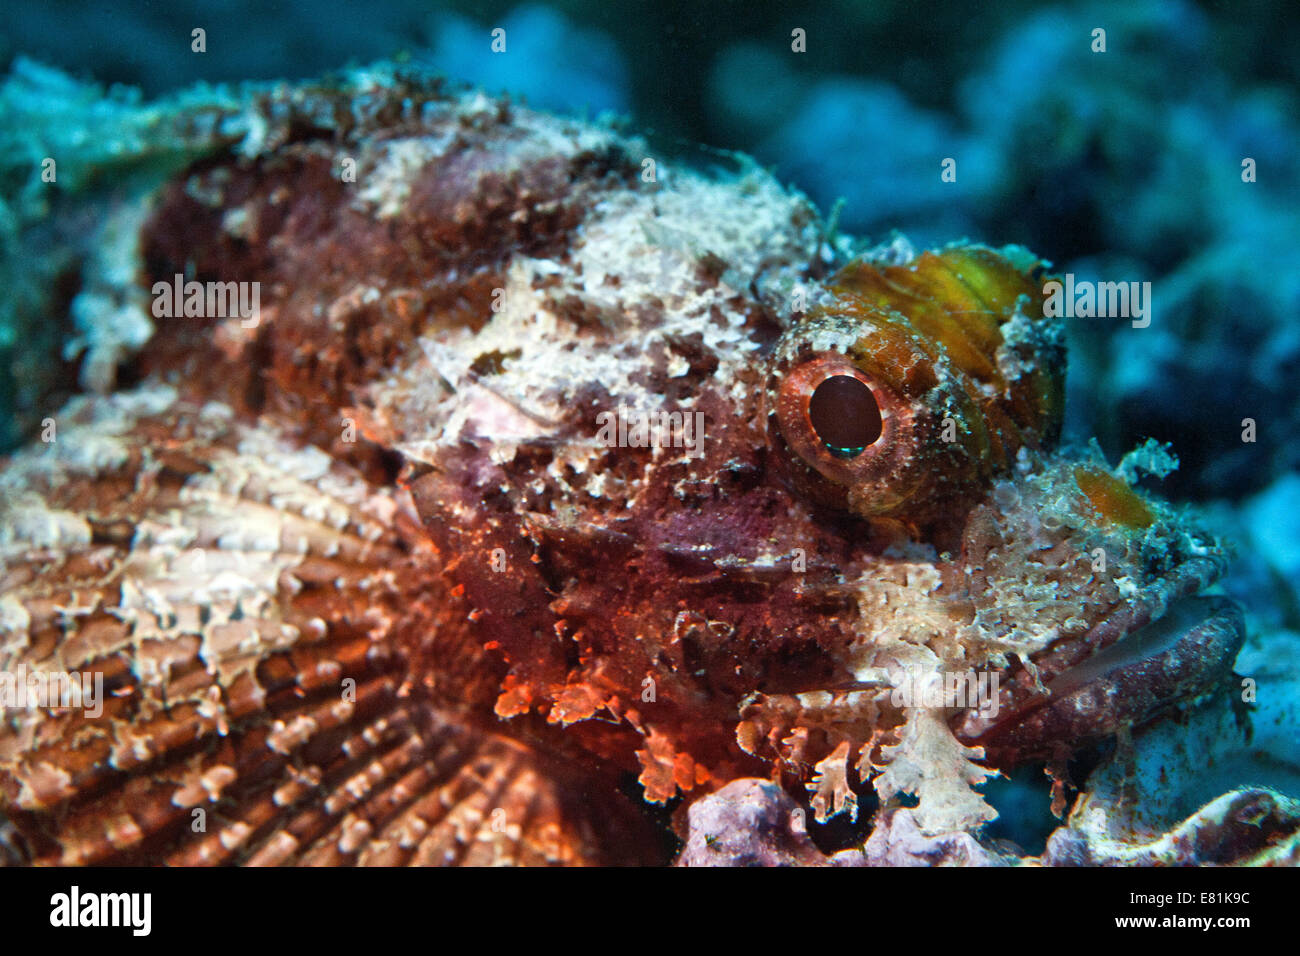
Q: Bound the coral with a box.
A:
[675,779,825,867]
[676,778,1013,867]
[1045,788,1300,866]
[678,776,1300,867]
[846,807,1013,867]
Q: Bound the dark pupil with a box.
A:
[808,375,882,459]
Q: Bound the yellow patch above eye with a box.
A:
[1073,466,1155,529]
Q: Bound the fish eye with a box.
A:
[807,374,882,459]
[766,245,1064,523]
[767,350,914,516]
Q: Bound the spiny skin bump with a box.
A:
[0,67,1243,864]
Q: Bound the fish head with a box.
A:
[392,234,1241,830]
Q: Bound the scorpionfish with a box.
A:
[0,65,1243,865]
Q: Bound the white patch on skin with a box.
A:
[1115,576,1140,599]
[370,157,820,501]
[994,308,1040,383]
[355,135,455,218]
[355,93,623,221]
[0,494,92,554]
[0,596,32,651]
[0,385,181,558]
[584,470,608,498]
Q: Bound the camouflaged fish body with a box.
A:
[0,65,1243,864]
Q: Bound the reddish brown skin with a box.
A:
[403,386,873,789]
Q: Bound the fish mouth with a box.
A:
[954,581,1245,766]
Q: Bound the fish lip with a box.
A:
[953,559,1244,762]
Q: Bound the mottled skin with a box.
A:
[0,68,1243,863]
